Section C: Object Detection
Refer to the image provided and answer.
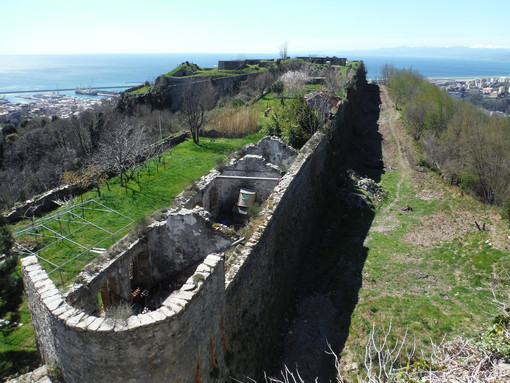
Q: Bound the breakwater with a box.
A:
[0,85,137,95]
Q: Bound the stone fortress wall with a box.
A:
[21,64,366,383]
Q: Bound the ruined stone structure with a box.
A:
[21,65,366,383]
[217,59,275,71]
[296,56,347,66]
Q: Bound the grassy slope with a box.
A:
[338,86,509,372]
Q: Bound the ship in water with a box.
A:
[75,87,98,96]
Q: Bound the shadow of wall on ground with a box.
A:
[267,84,383,382]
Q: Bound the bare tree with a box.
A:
[253,71,278,102]
[280,71,308,96]
[94,116,149,188]
[381,64,396,84]
[178,80,217,144]
[322,67,348,97]
[279,41,289,59]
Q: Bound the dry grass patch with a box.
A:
[206,106,259,137]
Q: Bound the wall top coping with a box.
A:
[22,251,224,333]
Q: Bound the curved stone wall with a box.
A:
[22,252,227,383]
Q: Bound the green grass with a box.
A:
[342,165,509,368]
[130,85,152,94]
[0,300,37,379]
[162,65,270,79]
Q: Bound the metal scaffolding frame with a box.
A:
[13,200,134,285]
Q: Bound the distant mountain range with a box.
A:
[298,46,510,61]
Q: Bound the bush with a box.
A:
[264,95,321,149]
[231,98,245,108]
[104,302,133,323]
[133,215,152,238]
[270,80,284,96]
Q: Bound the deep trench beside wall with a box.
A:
[223,66,366,381]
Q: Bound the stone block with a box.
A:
[126,315,142,330]
[65,312,86,327]
[20,256,38,267]
[40,288,59,301]
[75,315,95,330]
[114,321,129,332]
[24,264,42,273]
[196,264,212,274]
[97,320,114,332]
[29,272,48,284]
[164,301,183,314]
[159,306,174,317]
[148,310,166,322]
[173,291,194,301]
[182,283,195,291]
[52,305,68,316]
[45,296,63,311]
[203,257,219,268]
[34,279,54,292]
[86,317,104,331]
[57,307,78,321]
[138,314,156,326]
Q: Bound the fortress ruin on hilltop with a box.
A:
[20,63,366,383]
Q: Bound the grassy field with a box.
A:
[331,86,509,376]
[1,133,263,379]
[346,169,507,360]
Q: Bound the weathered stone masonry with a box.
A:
[21,65,366,383]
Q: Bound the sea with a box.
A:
[1,53,510,103]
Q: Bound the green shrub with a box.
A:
[270,80,284,96]
[476,314,510,360]
[264,95,321,148]
[133,215,152,237]
[231,98,245,108]
[47,359,64,382]
[192,273,205,284]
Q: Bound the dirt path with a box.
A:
[372,85,417,235]
[379,86,408,210]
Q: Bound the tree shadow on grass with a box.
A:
[267,84,383,382]
[0,349,40,380]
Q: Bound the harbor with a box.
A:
[0,85,134,95]
[0,91,118,121]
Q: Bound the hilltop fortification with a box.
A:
[21,62,366,382]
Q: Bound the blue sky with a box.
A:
[2,0,510,55]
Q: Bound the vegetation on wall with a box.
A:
[263,95,321,149]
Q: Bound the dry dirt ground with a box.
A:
[265,85,509,382]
